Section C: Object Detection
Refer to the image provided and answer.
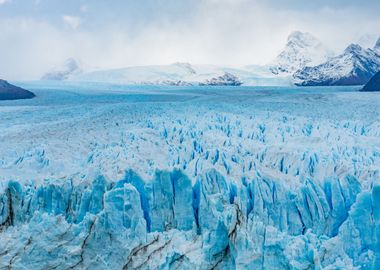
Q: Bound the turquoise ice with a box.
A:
[0,82,379,269]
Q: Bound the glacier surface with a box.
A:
[0,82,379,269]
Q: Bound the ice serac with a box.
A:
[0,84,379,269]
[270,31,332,75]
[0,166,378,269]
[294,44,380,86]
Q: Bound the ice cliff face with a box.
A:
[0,168,379,269]
[294,43,380,86]
[41,58,82,80]
[270,31,332,75]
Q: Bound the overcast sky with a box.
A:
[0,0,379,80]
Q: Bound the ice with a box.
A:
[0,81,379,269]
[70,63,291,86]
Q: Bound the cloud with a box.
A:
[0,0,379,80]
[80,5,88,13]
[0,0,9,5]
[62,15,82,30]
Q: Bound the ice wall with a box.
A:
[0,168,378,269]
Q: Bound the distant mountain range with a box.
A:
[51,62,291,86]
[41,33,380,87]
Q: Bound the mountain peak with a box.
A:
[270,31,331,75]
[287,31,318,44]
[344,44,364,54]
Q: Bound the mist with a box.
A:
[0,0,379,80]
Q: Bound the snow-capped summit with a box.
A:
[41,58,82,80]
[270,31,332,75]
[294,43,380,86]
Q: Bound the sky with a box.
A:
[0,0,379,80]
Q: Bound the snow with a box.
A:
[70,62,292,86]
[0,81,379,269]
[269,31,333,75]
[294,44,380,86]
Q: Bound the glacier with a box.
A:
[0,82,379,269]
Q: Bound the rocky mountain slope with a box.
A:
[0,80,35,100]
[294,43,380,86]
[361,70,380,91]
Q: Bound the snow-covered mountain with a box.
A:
[294,43,380,86]
[41,58,82,80]
[71,62,291,86]
[270,31,333,75]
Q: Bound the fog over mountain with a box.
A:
[0,0,379,80]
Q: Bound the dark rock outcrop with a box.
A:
[361,71,380,92]
[0,80,35,100]
[199,72,242,86]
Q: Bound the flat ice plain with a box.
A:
[0,82,379,269]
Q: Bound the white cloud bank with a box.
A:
[62,15,82,30]
[0,0,379,80]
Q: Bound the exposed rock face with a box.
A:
[294,44,380,86]
[361,71,380,91]
[0,80,35,100]
[200,72,242,86]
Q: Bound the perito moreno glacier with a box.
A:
[0,82,379,269]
